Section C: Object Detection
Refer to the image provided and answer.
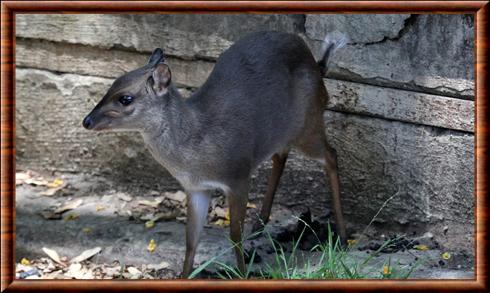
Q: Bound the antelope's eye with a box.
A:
[118,95,134,106]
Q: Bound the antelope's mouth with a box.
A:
[104,110,122,118]
[91,122,112,131]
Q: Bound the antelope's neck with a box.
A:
[140,89,202,176]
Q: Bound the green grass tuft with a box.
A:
[189,218,424,279]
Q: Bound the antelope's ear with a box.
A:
[152,63,171,96]
[148,48,165,66]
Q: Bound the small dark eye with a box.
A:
[118,95,134,106]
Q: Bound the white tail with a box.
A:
[318,31,349,75]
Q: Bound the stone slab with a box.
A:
[325,79,474,132]
[305,14,474,99]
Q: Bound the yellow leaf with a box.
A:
[20,258,30,265]
[441,252,451,260]
[414,245,429,251]
[145,220,155,229]
[383,265,390,276]
[147,239,157,253]
[82,227,93,234]
[247,203,257,209]
[47,178,64,188]
[95,205,105,212]
[224,209,230,221]
[347,239,357,246]
[64,213,79,221]
[213,219,230,227]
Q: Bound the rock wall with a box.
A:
[15,14,474,254]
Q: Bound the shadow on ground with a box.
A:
[15,170,474,279]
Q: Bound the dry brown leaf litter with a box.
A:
[17,246,173,279]
[16,257,173,279]
[16,169,260,279]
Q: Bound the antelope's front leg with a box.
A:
[182,191,211,278]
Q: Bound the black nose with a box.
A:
[82,116,93,129]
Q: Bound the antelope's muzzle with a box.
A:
[82,115,94,130]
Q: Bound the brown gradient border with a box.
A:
[1,1,488,292]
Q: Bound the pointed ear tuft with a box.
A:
[152,63,171,96]
[148,48,164,66]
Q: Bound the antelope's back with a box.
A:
[188,31,324,166]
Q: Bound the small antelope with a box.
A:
[83,31,348,277]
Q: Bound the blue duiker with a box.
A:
[83,31,348,278]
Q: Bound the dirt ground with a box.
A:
[15,169,474,280]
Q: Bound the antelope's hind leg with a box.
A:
[322,142,347,243]
[251,152,289,235]
[295,132,347,244]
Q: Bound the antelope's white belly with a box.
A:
[174,171,231,195]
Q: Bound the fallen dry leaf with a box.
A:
[40,188,59,197]
[95,205,105,212]
[145,220,155,229]
[213,219,230,227]
[210,197,223,209]
[116,192,132,202]
[15,254,176,280]
[441,252,451,260]
[16,172,32,185]
[67,263,81,275]
[103,266,122,278]
[147,262,169,271]
[147,239,157,253]
[347,239,358,246]
[70,247,102,263]
[165,191,186,203]
[42,247,65,266]
[54,199,83,214]
[127,266,142,279]
[42,270,63,279]
[82,227,93,234]
[247,203,257,209]
[101,194,114,203]
[20,258,31,265]
[47,178,64,188]
[214,206,228,219]
[66,263,93,279]
[40,210,62,220]
[25,178,49,186]
[40,184,66,197]
[64,213,80,221]
[383,265,390,276]
[152,211,179,222]
[140,213,156,221]
[138,198,164,208]
[414,245,429,251]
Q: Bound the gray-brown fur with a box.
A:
[83,31,348,277]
